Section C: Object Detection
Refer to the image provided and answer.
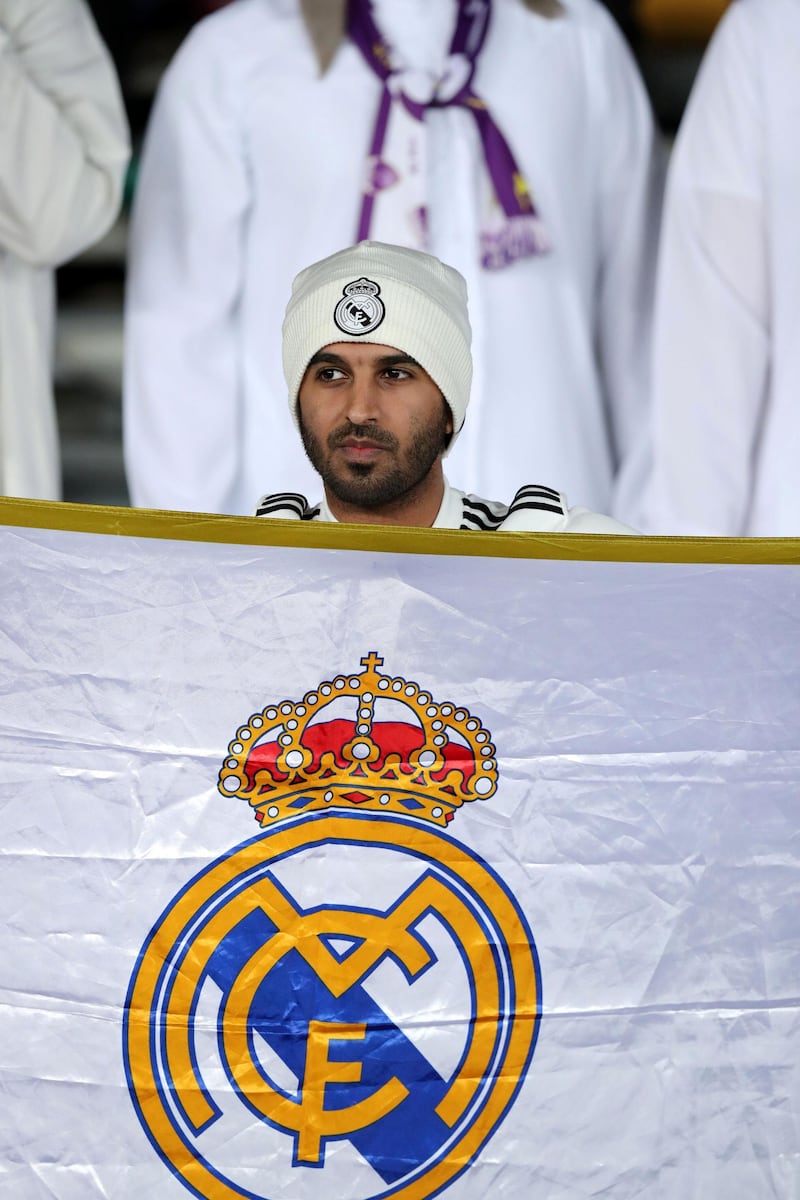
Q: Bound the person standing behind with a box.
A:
[635,0,800,536]
[124,0,663,521]
[0,0,130,501]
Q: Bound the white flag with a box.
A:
[1,501,798,1200]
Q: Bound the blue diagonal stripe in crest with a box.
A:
[206,908,453,1183]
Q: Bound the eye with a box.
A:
[382,367,413,381]
[315,366,346,382]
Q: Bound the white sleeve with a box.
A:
[561,507,637,535]
[587,8,666,524]
[0,0,129,265]
[123,22,251,514]
[638,2,769,536]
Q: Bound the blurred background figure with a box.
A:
[635,0,800,536]
[0,0,129,499]
[49,0,731,514]
[123,0,664,519]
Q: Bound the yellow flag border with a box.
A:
[2,497,799,565]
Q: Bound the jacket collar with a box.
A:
[300,0,562,74]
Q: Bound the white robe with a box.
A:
[635,0,800,536]
[124,0,662,520]
[0,0,129,499]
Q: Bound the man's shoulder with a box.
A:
[252,486,635,534]
[255,493,321,521]
[458,485,568,531]
[185,0,287,38]
[456,485,635,534]
[165,0,304,75]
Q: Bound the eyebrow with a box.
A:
[307,350,422,369]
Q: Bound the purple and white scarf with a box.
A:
[349,0,550,269]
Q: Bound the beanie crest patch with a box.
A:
[333,278,386,336]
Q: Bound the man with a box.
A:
[257,241,633,533]
[634,0,799,536]
[0,0,129,499]
[124,0,662,522]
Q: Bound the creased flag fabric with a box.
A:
[1,501,799,1200]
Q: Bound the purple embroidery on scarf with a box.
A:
[410,205,428,243]
[370,159,400,191]
[481,217,551,270]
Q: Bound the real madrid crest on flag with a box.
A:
[334,278,386,335]
[123,653,542,1200]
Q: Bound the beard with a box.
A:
[300,408,451,510]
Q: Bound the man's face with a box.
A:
[298,342,453,513]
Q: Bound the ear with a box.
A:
[441,399,455,450]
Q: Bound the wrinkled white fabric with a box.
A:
[1,513,798,1197]
[0,0,129,498]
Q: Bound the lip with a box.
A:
[337,438,388,461]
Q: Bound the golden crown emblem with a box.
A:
[218,653,497,828]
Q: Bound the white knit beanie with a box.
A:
[282,241,473,448]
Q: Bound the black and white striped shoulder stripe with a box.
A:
[459,485,566,531]
[459,493,510,531]
[506,485,565,518]
[254,492,320,521]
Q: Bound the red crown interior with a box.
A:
[243,718,476,796]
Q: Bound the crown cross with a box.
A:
[360,652,384,673]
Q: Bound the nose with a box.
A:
[342,369,382,426]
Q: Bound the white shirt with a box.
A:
[255,479,636,533]
[125,0,662,521]
[634,0,800,536]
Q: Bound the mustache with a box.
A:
[328,422,399,451]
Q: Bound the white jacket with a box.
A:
[125,0,662,520]
[635,0,800,536]
[255,480,635,534]
[0,0,129,499]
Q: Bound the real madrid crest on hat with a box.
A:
[333,277,386,336]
